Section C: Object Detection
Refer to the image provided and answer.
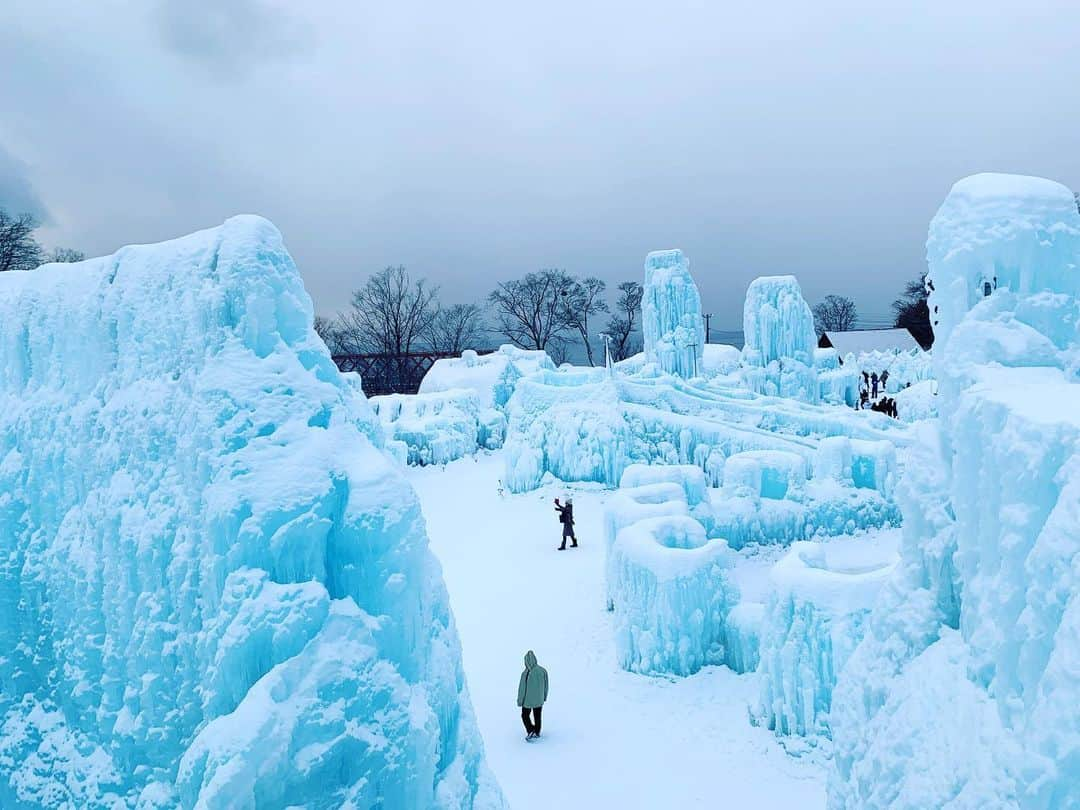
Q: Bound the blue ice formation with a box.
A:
[752,541,896,740]
[829,174,1080,808]
[741,276,858,404]
[642,249,705,379]
[502,364,905,493]
[0,217,503,808]
[609,516,736,676]
[370,388,506,465]
[420,346,555,410]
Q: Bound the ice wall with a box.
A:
[829,174,1080,809]
[370,388,505,465]
[742,276,856,403]
[0,217,503,808]
[753,542,895,740]
[642,249,705,378]
[420,345,555,410]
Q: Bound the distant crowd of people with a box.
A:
[857,370,899,418]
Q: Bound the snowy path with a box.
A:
[409,454,826,810]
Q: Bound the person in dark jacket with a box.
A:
[517,650,549,739]
[871,372,880,398]
[554,497,577,550]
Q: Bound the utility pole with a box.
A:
[703,313,712,344]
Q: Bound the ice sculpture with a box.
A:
[741,276,858,404]
[742,275,817,366]
[370,388,505,465]
[709,443,900,549]
[420,345,555,409]
[0,217,503,808]
[609,516,735,676]
[752,541,896,739]
[642,249,705,378]
[829,174,1080,808]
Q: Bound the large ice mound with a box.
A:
[609,516,736,676]
[642,249,705,379]
[829,173,1080,809]
[0,217,503,808]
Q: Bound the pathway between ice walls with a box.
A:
[829,174,1080,809]
[0,217,504,808]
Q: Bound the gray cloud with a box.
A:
[0,145,49,222]
[155,0,311,77]
[3,0,1079,329]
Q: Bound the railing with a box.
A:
[332,349,495,397]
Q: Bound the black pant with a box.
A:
[559,526,577,548]
[521,706,543,736]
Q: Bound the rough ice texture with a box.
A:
[710,443,900,550]
[502,362,906,494]
[419,346,555,410]
[753,541,896,740]
[843,347,933,394]
[742,276,858,404]
[370,388,505,465]
[609,516,736,676]
[0,217,503,809]
[642,249,705,379]
[829,173,1080,809]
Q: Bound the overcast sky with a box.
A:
[3,0,1079,327]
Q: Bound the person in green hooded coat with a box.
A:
[517,650,549,739]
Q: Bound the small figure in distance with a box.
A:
[871,371,880,399]
[517,650,549,740]
[554,496,578,550]
[859,389,869,410]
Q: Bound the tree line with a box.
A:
[0,207,85,272]
[318,266,645,365]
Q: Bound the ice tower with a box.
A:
[0,217,504,809]
[829,174,1080,808]
[642,249,705,378]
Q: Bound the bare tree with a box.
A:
[49,247,85,263]
[427,302,486,354]
[336,265,438,355]
[313,315,341,353]
[892,274,933,349]
[605,281,644,362]
[561,277,608,366]
[812,294,858,334]
[0,210,44,272]
[489,269,575,352]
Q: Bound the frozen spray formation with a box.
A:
[642,249,705,378]
[829,174,1080,808]
[0,217,503,808]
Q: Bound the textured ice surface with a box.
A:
[741,276,857,404]
[642,250,705,379]
[829,174,1080,809]
[420,346,555,410]
[0,217,503,808]
[753,540,896,740]
[371,388,505,465]
[609,516,736,676]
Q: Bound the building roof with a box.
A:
[820,327,923,355]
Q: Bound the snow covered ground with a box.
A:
[410,453,827,810]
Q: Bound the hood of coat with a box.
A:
[524,650,537,670]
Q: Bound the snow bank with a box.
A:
[0,217,503,808]
[371,388,505,465]
[642,249,705,379]
[753,542,896,740]
[829,173,1080,809]
[609,516,736,676]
